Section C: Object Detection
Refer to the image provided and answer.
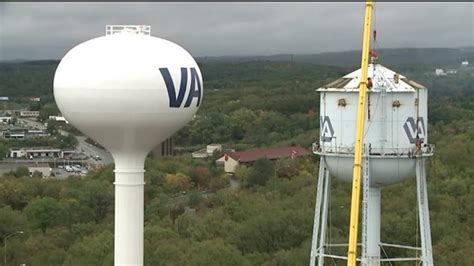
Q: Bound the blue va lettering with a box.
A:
[159,67,202,108]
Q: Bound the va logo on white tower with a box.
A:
[403,117,426,143]
[159,67,202,108]
[320,116,334,142]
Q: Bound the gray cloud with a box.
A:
[0,2,472,60]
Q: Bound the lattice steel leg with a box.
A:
[416,157,434,265]
[318,169,331,266]
[310,158,329,266]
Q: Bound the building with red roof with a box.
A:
[216,145,309,173]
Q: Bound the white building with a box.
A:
[0,116,12,124]
[192,144,222,158]
[3,131,25,139]
[9,147,62,159]
[461,60,469,67]
[27,130,50,138]
[434,68,445,76]
[2,129,49,139]
[20,110,40,118]
[48,116,69,124]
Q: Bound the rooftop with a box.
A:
[319,64,425,93]
[10,147,61,151]
[225,146,309,163]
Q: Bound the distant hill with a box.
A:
[197,47,474,68]
[1,47,472,102]
[0,60,59,102]
[201,61,347,90]
[0,59,28,64]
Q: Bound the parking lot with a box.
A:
[51,164,89,179]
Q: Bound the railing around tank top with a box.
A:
[312,142,434,157]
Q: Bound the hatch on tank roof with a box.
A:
[318,64,425,93]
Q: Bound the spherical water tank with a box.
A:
[54,27,202,165]
[316,64,432,186]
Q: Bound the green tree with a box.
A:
[184,239,250,266]
[46,119,59,135]
[0,178,32,210]
[247,157,274,187]
[232,209,310,254]
[0,142,8,160]
[24,197,66,234]
[58,134,78,149]
[63,231,113,266]
[14,166,30,178]
[0,206,27,237]
[38,103,59,122]
[234,165,250,184]
[275,158,299,179]
[79,180,114,223]
[230,108,257,140]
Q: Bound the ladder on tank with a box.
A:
[360,145,370,265]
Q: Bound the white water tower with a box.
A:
[54,25,202,265]
[310,64,434,265]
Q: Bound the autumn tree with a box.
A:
[190,166,212,190]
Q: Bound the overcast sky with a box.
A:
[0,2,472,60]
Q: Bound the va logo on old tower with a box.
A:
[320,116,334,142]
[403,117,426,144]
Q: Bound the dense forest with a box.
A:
[199,47,474,69]
[0,54,473,265]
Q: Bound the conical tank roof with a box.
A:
[318,64,425,92]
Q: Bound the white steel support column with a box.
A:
[114,169,145,266]
[310,158,329,266]
[362,151,380,266]
[318,169,331,266]
[416,157,434,265]
[366,187,381,265]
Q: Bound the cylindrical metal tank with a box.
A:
[315,64,432,187]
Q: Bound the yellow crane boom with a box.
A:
[347,1,373,265]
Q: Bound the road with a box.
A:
[58,129,113,166]
[76,136,114,166]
